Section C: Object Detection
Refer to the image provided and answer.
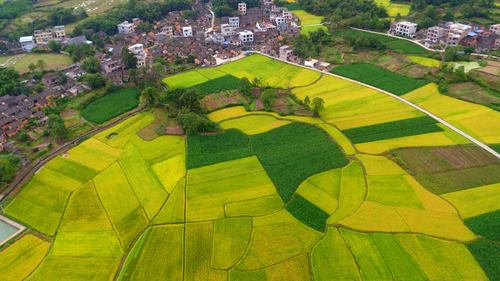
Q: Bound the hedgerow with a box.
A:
[331,63,430,96]
[342,116,442,144]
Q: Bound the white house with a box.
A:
[279,45,293,61]
[282,10,293,21]
[446,22,472,46]
[182,26,193,37]
[489,23,500,35]
[426,26,447,44]
[221,24,235,36]
[275,17,286,26]
[394,21,418,38]
[304,58,318,68]
[238,2,247,15]
[19,36,35,52]
[128,43,146,68]
[118,21,135,34]
[239,30,254,43]
[228,17,240,28]
[53,25,66,39]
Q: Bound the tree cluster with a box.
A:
[0,154,21,186]
[212,0,260,16]
[293,29,333,58]
[0,67,22,96]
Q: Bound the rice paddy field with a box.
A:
[0,54,498,280]
[375,0,411,17]
[81,88,141,124]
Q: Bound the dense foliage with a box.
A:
[293,29,333,58]
[343,116,443,143]
[73,0,191,35]
[337,29,429,54]
[212,0,260,16]
[0,67,22,96]
[190,75,241,96]
[331,63,430,95]
[298,0,389,30]
[0,154,21,186]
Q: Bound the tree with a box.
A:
[311,97,324,117]
[178,112,219,135]
[142,87,160,108]
[303,95,311,109]
[238,77,253,97]
[122,48,138,70]
[47,114,68,141]
[261,89,276,111]
[48,40,62,53]
[0,154,21,184]
[81,56,100,73]
[82,73,107,89]
[0,67,21,96]
[36,59,47,73]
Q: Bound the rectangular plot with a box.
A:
[51,231,123,257]
[5,178,70,236]
[66,138,121,171]
[119,225,184,281]
[312,228,360,281]
[343,116,443,144]
[163,70,208,89]
[152,154,185,193]
[29,256,121,281]
[443,183,500,219]
[196,68,226,79]
[43,156,98,183]
[225,194,284,217]
[265,254,311,281]
[211,217,253,270]
[119,144,168,219]
[367,175,423,209]
[339,201,409,233]
[340,228,393,280]
[0,235,50,281]
[190,75,241,96]
[93,163,149,249]
[185,221,215,281]
[397,234,488,281]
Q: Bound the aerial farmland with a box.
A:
[0,54,499,281]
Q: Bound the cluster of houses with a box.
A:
[18,25,93,52]
[390,20,500,52]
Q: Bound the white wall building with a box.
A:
[182,26,193,37]
[221,24,235,36]
[161,26,174,37]
[19,36,35,52]
[490,23,500,35]
[282,10,293,21]
[33,29,54,44]
[446,22,472,46]
[426,26,447,44]
[394,21,418,38]
[238,2,247,15]
[304,59,318,68]
[228,17,240,28]
[275,17,286,26]
[53,25,66,39]
[118,21,135,34]
[128,43,146,68]
[279,45,293,61]
[239,30,254,43]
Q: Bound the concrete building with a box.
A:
[426,26,447,45]
[490,23,500,35]
[118,21,135,34]
[101,59,122,73]
[221,24,235,36]
[282,10,293,21]
[238,2,247,15]
[228,17,240,28]
[19,36,35,52]
[446,22,472,46]
[53,25,66,40]
[304,58,318,67]
[128,43,146,68]
[239,30,254,43]
[279,45,293,61]
[275,17,286,26]
[393,21,418,38]
[161,26,174,37]
[33,29,54,44]
[182,26,193,37]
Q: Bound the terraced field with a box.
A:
[0,54,497,280]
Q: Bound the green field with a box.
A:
[332,63,430,96]
[81,88,141,123]
[0,55,495,280]
[0,53,73,73]
[337,29,430,55]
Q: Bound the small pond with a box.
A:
[0,216,24,246]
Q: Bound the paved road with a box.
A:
[249,51,500,159]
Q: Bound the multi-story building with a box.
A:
[117,21,136,34]
[279,45,293,61]
[182,26,193,37]
[490,23,500,35]
[19,36,35,52]
[161,26,174,37]
[228,17,240,28]
[33,29,54,44]
[238,2,247,15]
[238,30,254,43]
[128,43,146,68]
[426,26,447,45]
[446,22,472,46]
[275,17,286,26]
[100,59,122,73]
[221,24,235,36]
[282,10,293,22]
[53,25,66,40]
[393,21,418,38]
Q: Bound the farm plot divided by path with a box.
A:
[0,54,498,280]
